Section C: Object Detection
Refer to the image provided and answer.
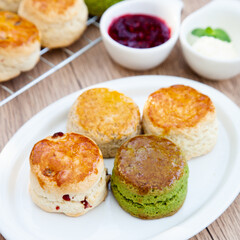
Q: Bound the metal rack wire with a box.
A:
[0,16,101,107]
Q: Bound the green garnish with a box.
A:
[191,27,231,42]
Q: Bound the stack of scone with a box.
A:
[0,0,88,82]
[29,132,109,216]
[29,84,218,219]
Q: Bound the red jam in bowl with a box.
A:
[108,14,171,49]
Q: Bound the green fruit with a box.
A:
[84,0,124,17]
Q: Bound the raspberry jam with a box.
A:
[108,14,171,49]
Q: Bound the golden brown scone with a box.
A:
[143,85,218,160]
[29,132,109,217]
[0,11,40,82]
[0,0,21,12]
[18,0,88,48]
[67,88,141,158]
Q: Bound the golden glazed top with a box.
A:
[115,135,186,193]
[30,133,102,188]
[32,0,75,14]
[0,11,39,48]
[75,88,140,139]
[145,85,215,133]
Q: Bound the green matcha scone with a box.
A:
[111,135,189,219]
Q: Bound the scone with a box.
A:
[18,0,88,48]
[0,11,40,82]
[143,85,218,160]
[67,88,141,158]
[0,0,21,12]
[111,135,189,219]
[29,132,109,217]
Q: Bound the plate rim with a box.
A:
[0,75,240,240]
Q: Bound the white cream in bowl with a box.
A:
[180,0,240,80]
[192,36,238,60]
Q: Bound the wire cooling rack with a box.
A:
[0,16,101,107]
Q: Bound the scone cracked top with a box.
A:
[0,11,39,48]
[67,88,141,158]
[143,85,218,160]
[29,132,108,217]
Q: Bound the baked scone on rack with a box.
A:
[18,0,88,48]
[143,85,218,160]
[0,11,40,82]
[67,88,141,158]
[29,132,109,217]
[0,0,21,12]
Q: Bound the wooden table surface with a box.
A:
[0,0,239,239]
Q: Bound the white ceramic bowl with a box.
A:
[180,0,240,80]
[100,0,183,71]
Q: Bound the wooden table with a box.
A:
[0,0,239,239]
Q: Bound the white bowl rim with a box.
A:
[180,0,240,63]
[100,0,182,53]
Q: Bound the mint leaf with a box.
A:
[191,27,231,42]
[205,27,214,36]
[213,29,231,42]
[191,28,206,37]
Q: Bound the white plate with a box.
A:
[0,76,240,240]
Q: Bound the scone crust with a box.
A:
[18,0,88,48]
[111,135,189,219]
[30,132,105,195]
[67,88,141,158]
[0,0,21,12]
[143,85,218,160]
[0,11,40,82]
[0,11,39,48]
[22,0,78,21]
[145,85,215,132]
[115,135,185,193]
[31,0,75,16]
[30,168,109,217]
